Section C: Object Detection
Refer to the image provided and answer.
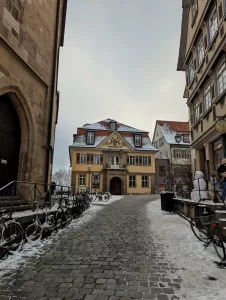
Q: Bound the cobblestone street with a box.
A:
[0,195,182,300]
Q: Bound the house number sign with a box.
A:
[1,159,7,164]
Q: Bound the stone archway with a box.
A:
[110,177,122,195]
[0,86,35,184]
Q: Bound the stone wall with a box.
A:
[0,0,66,184]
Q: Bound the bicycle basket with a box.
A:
[200,214,214,225]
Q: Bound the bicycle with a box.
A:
[190,198,226,261]
[55,198,72,229]
[0,209,24,259]
[25,200,56,242]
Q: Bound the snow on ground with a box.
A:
[147,198,226,300]
[0,196,123,277]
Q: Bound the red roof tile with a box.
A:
[156,120,189,132]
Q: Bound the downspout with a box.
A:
[45,0,61,185]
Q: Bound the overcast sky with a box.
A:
[54,0,186,171]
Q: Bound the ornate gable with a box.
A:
[98,131,134,150]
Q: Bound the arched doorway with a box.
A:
[0,95,21,188]
[110,177,122,195]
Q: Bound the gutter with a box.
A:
[45,0,64,184]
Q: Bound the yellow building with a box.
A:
[177,0,226,177]
[69,119,157,195]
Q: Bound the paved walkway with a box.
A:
[0,195,182,300]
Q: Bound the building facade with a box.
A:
[0,0,67,188]
[177,0,226,178]
[152,120,191,191]
[69,119,157,195]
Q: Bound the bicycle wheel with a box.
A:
[190,218,210,243]
[212,233,226,261]
[2,221,24,251]
[25,222,42,242]
[65,208,72,224]
[102,193,109,202]
[55,211,63,229]
[0,246,12,260]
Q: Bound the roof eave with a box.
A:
[177,0,191,71]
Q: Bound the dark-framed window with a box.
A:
[191,0,198,22]
[142,176,149,188]
[87,131,95,145]
[188,58,195,84]
[142,156,148,166]
[207,6,218,44]
[109,122,116,130]
[80,153,87,164]
[129,176,136,188]
[196,35,204,67]
[134,135,142,147]
[182,134,190,143]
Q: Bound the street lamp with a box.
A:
[88,166,91,192]
[174,131,182,144]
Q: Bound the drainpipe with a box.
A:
[45,0,66,185]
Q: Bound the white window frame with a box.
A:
[93,154,100,164]
[217,60,226,96]
[197,35,204,67]
[194,98,200,123]
[129,176,136,188]
[181,150,191,159]
[142,176,149,188]
[203,83,211,111]
[188,58,194,84]
[79,174,86,186]
[111,156,119,166]
[142,156,148,166]
[208,6,218,43]
[80,153,87,164]
[129,156,136,166]
[134,135,142,147]
[174,150,181,159]
[110,123,116,130]
[87,131,94,145]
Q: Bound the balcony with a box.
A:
[105,163,126,169]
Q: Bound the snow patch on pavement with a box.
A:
[147,199,226,300]
[0,196,123,277]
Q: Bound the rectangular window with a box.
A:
[129,176,136,188]
[197,36,204,67]
[204,83,211,111]
[194,98,200,123]
[142,176,149,188]
[217,60,226,96]
[181,150,191,159]
[79,175,86,186]
[192,0,198,20]
[188,58,194,84]
[154,141,158,149]
[80,153,87,164]
[129,156,136,165]
[208,7,218,43]
[159,137,164,147]
[93,154,100,164]
[111,156,119,165]
[142,156,148,166]
[182,134,190,143]
[159,166,166,176]
[134,135,142,147]
[173,150,181,159]
[87,131,94,145]
[110,123,116,130]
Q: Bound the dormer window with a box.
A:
[109,122,116,131]
[182,134,190,144]
[87,131,95,145]
[134,134,142,147]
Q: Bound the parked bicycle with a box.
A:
[25,201,56,242]
[55,198,72,229]
[0,209,24,259]
[190,198,226,261]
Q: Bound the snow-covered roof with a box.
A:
[158,122,190,146]
[71,134,157,151]
[72,135,106,148]
[80,119,148,133]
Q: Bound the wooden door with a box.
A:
[110,177,122,195]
